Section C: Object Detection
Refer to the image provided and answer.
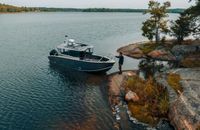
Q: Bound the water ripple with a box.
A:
[0,12,179,130]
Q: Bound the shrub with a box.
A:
[125,75,169,126]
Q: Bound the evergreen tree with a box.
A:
[171,0,200,42]
[142,1,171,44]
[187,0,200,38]
[170,13,193,43]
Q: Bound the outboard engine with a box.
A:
[49,49,58,56]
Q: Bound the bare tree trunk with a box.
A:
[156,27,160,44]
[155,19,160,44]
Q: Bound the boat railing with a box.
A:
[98,57,104,62]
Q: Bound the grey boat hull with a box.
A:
[48,55,115,73]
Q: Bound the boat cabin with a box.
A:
[57,39,94,58]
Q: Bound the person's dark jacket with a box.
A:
[116,55,124,65]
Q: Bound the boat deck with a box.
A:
[58,54,110,62]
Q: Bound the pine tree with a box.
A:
[142,1,171,44]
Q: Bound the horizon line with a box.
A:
[0,3,187,10]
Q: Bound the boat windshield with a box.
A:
[86,48,93,53]
[61,48,93,57]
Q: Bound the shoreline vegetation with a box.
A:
[110,39,200,129]
[0,3,185,13]
[115,39,200,129]
[125,75,169,125]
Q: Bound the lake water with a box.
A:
[0,12,177,130]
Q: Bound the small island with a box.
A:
[108,0,200,130]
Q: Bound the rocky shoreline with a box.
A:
[107,70,136,130]
[112,40,200,130]
[155,68,200,130]
[107,70,174,130]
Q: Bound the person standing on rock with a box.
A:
[116,52,124,74]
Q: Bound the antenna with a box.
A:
[64,35,68,44]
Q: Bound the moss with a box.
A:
[138,42,159,54]
[128,103,158,125]
[167,73,183,94]
[125,76,169,126]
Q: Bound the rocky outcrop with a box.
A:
[147,49,176,61]
[118,42,176,61]
[171,44,200,56]
[117,43,145,59]
[155,68,200,130]
[155,73,178,103]
[118,41,200,63]
[180,52,200,68]
[117,40,200,129]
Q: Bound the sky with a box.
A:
[0,0,195,9]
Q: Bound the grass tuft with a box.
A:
[167,73,183,94]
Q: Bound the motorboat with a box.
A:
[48,36,115,73]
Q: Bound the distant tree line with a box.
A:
[83,8,184,13]
[0,3,185,13]
[82,8,147,12]
[0,3,82,12]
[0,3,39,12]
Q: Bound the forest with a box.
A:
[0,3,185,13]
